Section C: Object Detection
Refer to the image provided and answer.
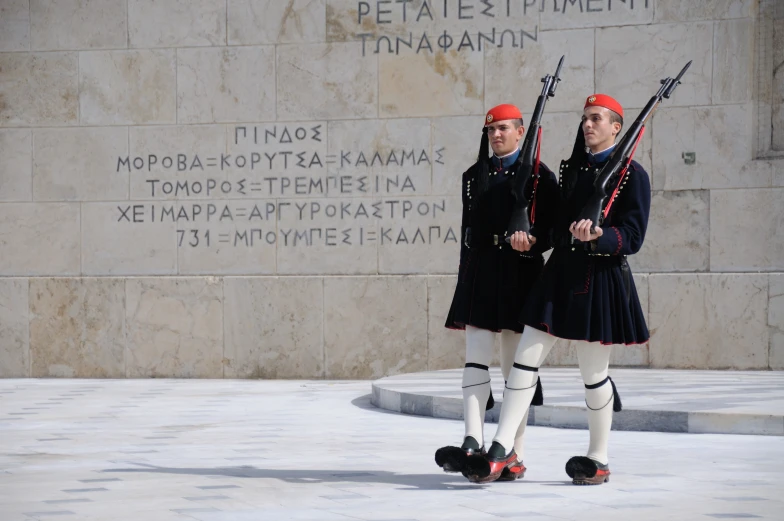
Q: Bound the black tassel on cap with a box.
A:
[561,122,587,196]
[474,127,490,200]
[571,121,587,162]
[478,125,489,162]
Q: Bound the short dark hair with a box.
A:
[608,110,623,130]
[514,118,524,128]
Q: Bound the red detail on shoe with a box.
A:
[497,460,527,481]
[469,451,519,483]
[487,458,513,476]
[508,462,526,474]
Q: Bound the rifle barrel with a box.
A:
[580,60,692,226]
[554,55,565,79]
[546,55,565,97]
[675,60,692,82]
[664,60,692,98]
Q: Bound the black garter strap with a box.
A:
[462,380,491,389]
[585,376,609,389]
[462,363,494,409]
[584,376,622,412]
[462,363,490,388]
[506,363,544,406]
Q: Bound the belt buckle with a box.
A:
[493,234,499,246]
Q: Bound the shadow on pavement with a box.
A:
[103,461,495,491]
[350,393,401,415]
[104,461,568,490]
[102,395,568,490]
[350,393,457,422]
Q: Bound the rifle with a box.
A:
[574,61,692,235]
[504,55,565,244]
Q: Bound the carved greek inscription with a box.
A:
[115,200,458,249]
[120,125,444,198]
[351,0,650,55]
[114,123,457,256]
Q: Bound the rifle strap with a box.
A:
[530,126,542,224]
[602,126,645,220]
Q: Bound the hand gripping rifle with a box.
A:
[504,55,565,244]
[574,61,692,235]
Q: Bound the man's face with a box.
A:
[581,106,621,152]
[486,119,524,156]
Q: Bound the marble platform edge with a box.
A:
[370,373,784,437]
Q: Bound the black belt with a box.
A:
[554,237,590,252]
[553,237,631,305]
[555,235,588,248]
[464,227,509,248]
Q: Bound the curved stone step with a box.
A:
[371,368,784,436]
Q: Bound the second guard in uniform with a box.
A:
[435,103,559,480]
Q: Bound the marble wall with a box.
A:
[1,0,782,377]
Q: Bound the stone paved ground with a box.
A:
[1,379,782,521]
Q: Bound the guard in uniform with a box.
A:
[460,94,651,485]
[436,104,558,480]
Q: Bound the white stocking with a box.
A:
[492,327,556,452]
[500,330,530,459]
[577,342,613,465]
[463,326,494,446]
